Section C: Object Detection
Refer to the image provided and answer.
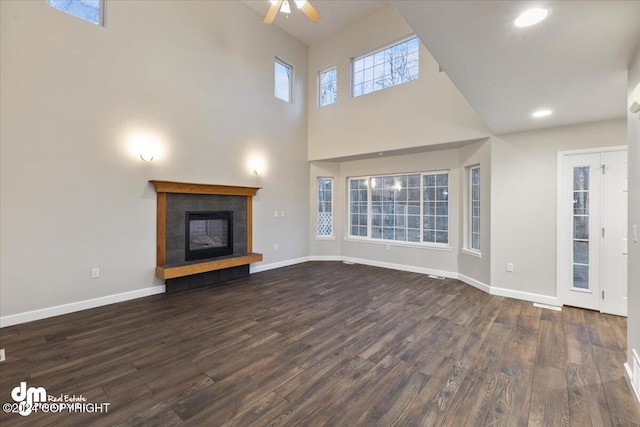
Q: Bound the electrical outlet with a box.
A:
[281,211,285,217]
[274,211,278,218]
[274,243,279,251]
[386,244,391,251]
[91,268,100,278]
[506,263,514,272]
[0,349,5,362]
[633,224,638,243]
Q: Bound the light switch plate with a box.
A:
[633,224,638,243]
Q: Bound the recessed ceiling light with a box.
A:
[532,109,552,118]
[515,8,549,27]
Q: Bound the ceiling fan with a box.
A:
[263,0,321,24]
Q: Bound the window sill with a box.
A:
[343,237,452,252]
[315,236,336,241]
[461,248,482,258]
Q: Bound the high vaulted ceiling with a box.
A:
[244,1,640,136]
[241,0,391,46]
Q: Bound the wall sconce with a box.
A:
[250,157,265,176]
[129,133,158,163]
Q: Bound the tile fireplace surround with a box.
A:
[150,180,262,292]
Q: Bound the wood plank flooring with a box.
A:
[0,262,638,426]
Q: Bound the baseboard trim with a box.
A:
[341,257,457,279]
[458,274,491,293]
[309,255,343,262]
[624,362,640,410]
[490,286,560,306]
[249,257,310,274]
[0,286,166,328]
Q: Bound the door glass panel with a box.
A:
[573,216,589,239]
[573,241,589,264]
[573,167,589,190]
[572,166,590,289]
[573,265,589,289]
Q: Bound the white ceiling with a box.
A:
[241,0,391,46]
[391,0,640,135]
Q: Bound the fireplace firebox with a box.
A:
[185,211,233,261]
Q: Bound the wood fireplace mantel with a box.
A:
[150,180,263,279]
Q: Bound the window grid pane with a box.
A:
[471,167,481,251]
[352,37,420,97]
[349,172,446,246]
[572,166,590,289]
[319,68,337,107]
[317,178,333,236]
[349,179,368,237]
[275,60,292,102]
[422,173,449,244]
[49,0,102,25]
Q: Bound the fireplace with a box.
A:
[151,181,262,293]
[185,211,233,261]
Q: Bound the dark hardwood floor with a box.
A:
[1,262,638,426]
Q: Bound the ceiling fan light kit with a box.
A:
[263,0,320,24]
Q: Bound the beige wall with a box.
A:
[491,118,628,300]
[309,161,341,257]
[310,139,492,287]
[458,140,491,285]
[0,1,309,319]
[627,42,640,370]
[307,6,491,161]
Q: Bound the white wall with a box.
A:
[307,6,491,161]
[491,119,628,301]
[627,42,640,372]
[0,1,309,320]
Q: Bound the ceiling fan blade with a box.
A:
[300,1,320,22]
[263,0,284,24]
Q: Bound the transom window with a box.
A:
[319,67,337,107]
[275,58,293,103]
[352,37,419,97]
[49,0,104,25]
[348,171,449,246]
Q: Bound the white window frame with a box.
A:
[316,177,334,239]
[48,0,106,26]
[346,170,451,250]
[318,66,337,107]
[463,165,481,257]
[275,57,294,103]
[351,35,419,98]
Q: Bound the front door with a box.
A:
[559,149,628,316]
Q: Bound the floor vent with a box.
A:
[342,261,355,265]
[428,275,446,280]
[532,303,562,311]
